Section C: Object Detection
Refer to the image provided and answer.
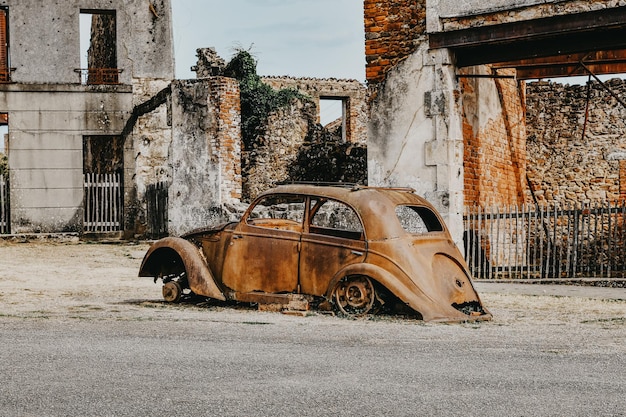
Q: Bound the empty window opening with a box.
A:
[79,10,118,85]
[0,7,10,82]
[320,97,347,142]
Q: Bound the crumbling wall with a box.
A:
[261,76,368,144]
[526,79,626,203]
[167,78,242,236]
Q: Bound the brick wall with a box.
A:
[621,160,626,200]
[364,0,426,84]
[461,69,528,208]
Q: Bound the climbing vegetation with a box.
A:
[0,152,7,177]
[223,50,307,147]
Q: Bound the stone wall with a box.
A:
[526,79,626,204]
[261,76,368,144]
[242,99,313,200]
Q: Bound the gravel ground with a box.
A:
[1,239,625,324]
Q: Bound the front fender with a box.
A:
[139,237,226,301]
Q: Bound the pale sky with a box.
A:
[171,0,366,81]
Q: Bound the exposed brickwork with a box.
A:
[620,160,626,199]
[526,79,626,204]
[209,77,242,201]
[364,0,426,84]
[461,69,528,208]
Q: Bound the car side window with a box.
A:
[395,205,443,234]
[247,195,305,231]
[310,199,363,240]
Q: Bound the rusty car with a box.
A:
[139,183,491,322]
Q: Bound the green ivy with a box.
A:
[0,152,7,177]
[223,50,307,148]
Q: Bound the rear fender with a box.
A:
[325,263,418,306]
[325,263,481,322]
[139,237,226,301]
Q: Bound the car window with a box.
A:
[395,205,443,234]
[310,199,363,240]
[247,195,305,230]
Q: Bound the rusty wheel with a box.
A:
[333,276,376,316]
[162,281,182,303]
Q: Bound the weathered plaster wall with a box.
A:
[1,0,174,84]
[2,84,132,232]
[366,0,529,244]
[367,40,465,242]
[526,79,626,204]
[167,78,242,236]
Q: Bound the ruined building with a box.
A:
[0,2,368,238]
[0,0,174,236]
[366,0,626,243]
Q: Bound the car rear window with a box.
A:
[395,205,443,234]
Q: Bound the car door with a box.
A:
[299,198,367,296]
[221,194,304,294]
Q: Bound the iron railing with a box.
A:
[75,68,122,85]
[464,201,626,279]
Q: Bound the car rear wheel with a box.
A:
[332,275,376,316]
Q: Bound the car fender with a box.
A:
[139,237,226,301]
[325,262,421,305]
[325,262,477,322]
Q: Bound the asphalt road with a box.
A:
[2,304,625,417]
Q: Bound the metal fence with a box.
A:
[145,181,169,239]
[464,201,626,279]
[0,174,8,234]
[84,173,123,233]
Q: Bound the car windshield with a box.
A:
[395,205,443,234]
[248,195,306,224]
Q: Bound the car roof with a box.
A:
[260,184,447,240]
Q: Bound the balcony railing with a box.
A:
[75,68,122,85]
[0,67,15,83]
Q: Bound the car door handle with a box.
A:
[351,250,363,256]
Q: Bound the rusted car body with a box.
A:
[139,184,491,322]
